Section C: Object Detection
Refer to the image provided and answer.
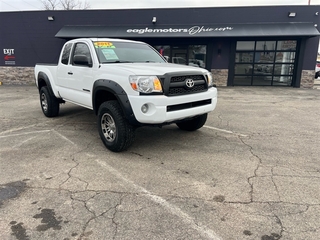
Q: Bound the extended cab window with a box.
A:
[72,43,92,66]
[61,43,72,65]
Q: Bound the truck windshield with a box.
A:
[93,41,166,64]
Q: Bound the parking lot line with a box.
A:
[0,130,51,139]
[95,159,223,240]
[203,125,248,137]
[0,124,39,136]
[52,130,76,146]
[12,135,38,149]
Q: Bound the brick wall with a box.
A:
[0,67,35,85]
[211,69,228,87]
[0,66,315,88]
[300,70,315,88]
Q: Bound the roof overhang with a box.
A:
[55,23,320,39]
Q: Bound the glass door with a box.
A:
[233,40,297,86]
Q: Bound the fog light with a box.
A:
[141,104,149,113]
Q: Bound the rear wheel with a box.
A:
[39,86,60,117]
[98,101,135,152]
[176,113,207,131]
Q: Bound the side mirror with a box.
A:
[73,55,92,67]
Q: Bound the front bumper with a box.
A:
[128,87,217,124]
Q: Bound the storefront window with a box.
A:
[236,52,254,63]
[233,40,297,86]
[188,45,206,68]
[277,40,297,51]
[233,76,251,86]
[273,76,293,86]
[154,44,206,68]
[273,64,294,75]
[253,64,273,74]
[154,45,170,62]
[254,52,275,63]
[236,41,255,50]
[256,41,276,51]
[275,52,295,63]
[235,64,253,74]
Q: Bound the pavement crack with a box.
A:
[239,136,262,203]
[271,167,281,202]
[111,194,125,240]
[58,154,89,191]
[74,192,124,240]
[274,214,284,239]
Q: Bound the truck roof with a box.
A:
[69,38,145,45]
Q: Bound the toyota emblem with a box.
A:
[185,78,194,88]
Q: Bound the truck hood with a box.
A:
[100,62,208,75]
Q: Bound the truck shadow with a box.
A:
[132,125,209,152]
[56,103,212,152]
[58,104,94,118]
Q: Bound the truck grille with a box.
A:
[168,75,207,96]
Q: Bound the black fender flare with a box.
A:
[37,72,55,96]
[93,79,139,125]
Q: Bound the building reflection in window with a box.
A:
[154,45,206,68]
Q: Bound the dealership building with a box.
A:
[0,5,319,87]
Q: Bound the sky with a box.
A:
[0,0,320,12]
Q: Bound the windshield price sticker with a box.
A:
[101,49,119,60]
[94,42,115,48]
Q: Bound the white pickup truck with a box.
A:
[35,38,217,152]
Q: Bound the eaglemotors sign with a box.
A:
[127,25,233,35]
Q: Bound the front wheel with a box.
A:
[98,101,135,152]
[39,86,60,117]
[176,113,207,131]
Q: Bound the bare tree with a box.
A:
[40,0,59,10]
[59,0,90,10]
[40,0,90,10]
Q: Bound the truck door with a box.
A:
[57,42,94,108]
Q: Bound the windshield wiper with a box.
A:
[103,60,133,63]
[135,60,161,63]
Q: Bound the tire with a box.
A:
[40,86,60,117]
[176,113,207,131]
[98,101,135,152]
[315,72,319,79]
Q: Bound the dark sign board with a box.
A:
[56,23,320,39]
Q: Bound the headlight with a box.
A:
[206,72,214,87]
[129,75,163,93]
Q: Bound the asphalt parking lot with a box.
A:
[0,85,320,240]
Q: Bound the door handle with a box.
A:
[68,71,73,75]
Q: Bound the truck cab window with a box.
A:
[61,43,72,65]
[72,43,92,66]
